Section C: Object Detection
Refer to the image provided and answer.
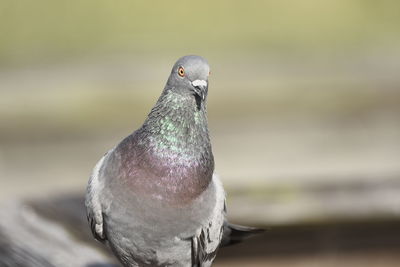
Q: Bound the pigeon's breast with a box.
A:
[128,153,212,204]
[110,134,214,205]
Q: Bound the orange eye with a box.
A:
[178,67,185,77]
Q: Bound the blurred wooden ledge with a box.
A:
[1,174,400,266]
[226,173,400,226]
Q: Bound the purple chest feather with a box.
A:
[110,134,214,205]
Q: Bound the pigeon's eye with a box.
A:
[178,67,185,77]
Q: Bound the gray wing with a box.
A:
[85,150,112,242]
[191,174,226,267]
[190,174,265,266]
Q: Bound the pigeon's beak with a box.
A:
[191,80,208,101]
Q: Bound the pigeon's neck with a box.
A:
[117,88,214,203]
[139,89,213,167]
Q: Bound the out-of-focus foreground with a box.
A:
[1,1,400,266]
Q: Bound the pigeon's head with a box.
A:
[167,55,210,102]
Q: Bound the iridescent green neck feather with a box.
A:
[138,88,213,167]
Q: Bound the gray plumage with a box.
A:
[85,55,262,267]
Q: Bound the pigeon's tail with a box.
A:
[220,222,265,247]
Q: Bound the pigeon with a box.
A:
[85,55,263,267]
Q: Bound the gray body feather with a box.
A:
[86,148,225,267]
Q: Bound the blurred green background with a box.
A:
[1,1,400,266]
